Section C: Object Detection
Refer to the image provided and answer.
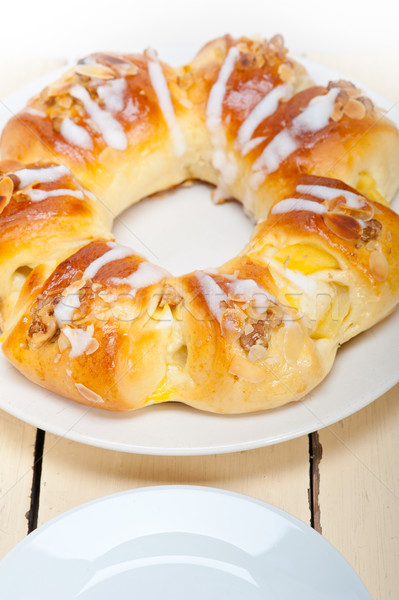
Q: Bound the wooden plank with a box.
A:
[318,384,399,600]
[0,411,37,559]
[38,435,311,527]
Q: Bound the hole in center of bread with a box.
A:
[112,181,254,276]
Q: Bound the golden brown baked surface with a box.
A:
[1,34,399,413]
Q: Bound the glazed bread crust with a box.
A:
[1,35,399,413]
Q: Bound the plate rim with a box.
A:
[0,484,372,599]
[0,47,398,456]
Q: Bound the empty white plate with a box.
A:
[0,486,371,599]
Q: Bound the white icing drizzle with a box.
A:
[111,262,169,292]
[97,78,126,113]
[251,88,340,183]
[54,293,81,326]
[271,198,327,215]
[63,325,96,358]
[206,46,239,132]
[83,242,133,280]
[206,46,240,189]
[293,88,340,133]
[25,107,47,118]
[254,129,298,175]
[147,58,186,157]
[195,271,228,323]
[296,184,364,208]
[196,271,281,323]
[60,118,93,150]
[237,83,292,149]
[241,136,266,157]
[24,188,85,202]
[228,278,278,313]
[13,165,70,189]
[123,98,139,120]
[69,85,128,150]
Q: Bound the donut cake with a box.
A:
[1,34,399,414]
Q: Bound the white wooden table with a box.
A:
[0,55,398,600]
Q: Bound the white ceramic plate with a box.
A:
[0,486,371,599]
[0,46,398,455]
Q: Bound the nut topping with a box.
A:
[240,320,268,350]
[369,250,389,282]
[323,212,363,241]
[74,64,116,80]
[228,354,266,383]
[0,176,14,215]
[361,219,383,243]
[343,98,366,120]
[283,321,304,365]
[28,304,58,349]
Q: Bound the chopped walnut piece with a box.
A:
[28,303,58,349]
[240,320,268,350]
[159,284,182,308]
[240,302,284,351]
[361,219,382,243]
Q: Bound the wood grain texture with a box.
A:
[38,435,311,526]
[0,411,37,559]
[318,384,399,600]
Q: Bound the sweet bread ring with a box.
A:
[1,34,399,414]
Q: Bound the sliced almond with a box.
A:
[85,338,100,355]
[278,62,294,83]
[244,323,254,335]
[178,97,193,109]
[58,330,71,352]
[58,95,73,109]
[328,196,374,221]
[124,64,139,76]
[229,354,266,383]
[75,382,104,404]
[62,279,87,296]
[247,344,269,363]
[74,64,116,80]
[369,250,389,282]
[343,98,366,120]
[220,308,245,341]
[0,176,14,215]
[323,212,363,241]
[47,80,74,98]
[283,321,304,365]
